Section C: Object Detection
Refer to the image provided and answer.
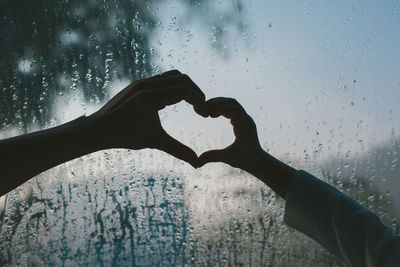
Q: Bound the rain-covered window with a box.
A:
[0,0,399,266]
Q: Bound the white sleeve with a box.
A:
[284,170,400,267]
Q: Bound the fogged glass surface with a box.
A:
[1,0,399,266]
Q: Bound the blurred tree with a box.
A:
[0,0,244,131]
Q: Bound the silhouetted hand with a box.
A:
[197,97,295,199]
[0,70,206,196]
[89,70,205,168]
[198,97,264,172]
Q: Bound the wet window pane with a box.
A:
[1,0,399,266]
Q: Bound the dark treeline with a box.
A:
[0,0,244,131]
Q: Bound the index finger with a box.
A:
[203,97,247,118]
[138,73,205,101]
[145,83,206,109]
[144,70,182,81]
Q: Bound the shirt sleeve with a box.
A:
[284,170,400,267]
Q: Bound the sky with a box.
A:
[9,0,397,185]
[149,0,400,169]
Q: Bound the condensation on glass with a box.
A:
[0,0,399,266]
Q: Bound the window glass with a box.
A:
[0,0,399,265]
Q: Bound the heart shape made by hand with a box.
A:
[159,101,235,157]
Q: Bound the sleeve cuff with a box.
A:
[283,170,400,266]
[283,170,344,250]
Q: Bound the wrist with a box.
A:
[247,149,296,199]
[75,115,108,151]
[242,147,267,174]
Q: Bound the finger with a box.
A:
[145,70,182,80]
[210,104,245,119]
[109,71,187,110]
[193,102,209,117]
[156,132,200,168]
[160,69,182,76]
[138,74,205,100]
[109,83,205,115]
[203,99,248,122]
[202,97,246,117]
[215,103,258,136]
[198,149,227,167]
[205,97,244,107]
[203,101,256,139]
[146,84,206,109]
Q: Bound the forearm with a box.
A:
[246,150,296,199]
[0,116,104,196]
[284,170,400,266]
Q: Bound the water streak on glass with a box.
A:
[0,0,399,266]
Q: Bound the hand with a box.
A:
[197,97,296,199]
[197,97,264,172]
[89,70,205,168]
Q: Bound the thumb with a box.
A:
[156,132,200,168]
[198,149,227,167]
